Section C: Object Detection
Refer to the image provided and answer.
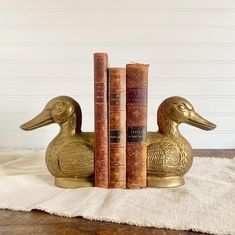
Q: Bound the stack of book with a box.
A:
[94,52,149,189]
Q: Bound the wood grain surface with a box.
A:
[0,149,234,235]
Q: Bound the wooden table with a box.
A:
[0,150,234,235]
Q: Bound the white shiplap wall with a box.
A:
[0,0,235,149]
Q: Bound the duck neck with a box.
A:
[58,114,81,138]
[158,115,192,152]
[158,116,182,140]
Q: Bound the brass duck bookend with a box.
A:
[20,96,94,188]
[147,96,216,188]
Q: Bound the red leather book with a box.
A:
[94,53,109,188]
[108,68,126,188]
[126,63,149,189]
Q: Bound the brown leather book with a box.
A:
[94,53,109,188]
[108,68,126,188]
[126,63,149,189]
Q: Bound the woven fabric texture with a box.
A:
[0,149,234,235]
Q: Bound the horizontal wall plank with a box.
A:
[1,0,235,10]
[2,45,235,61]
[1,62,235,77]
[1,28,235,43]
[0,80,234,96]
[183,133,235,149]
[1,12,235,27]
[1,42,235,47]
[0,133,55,149]
[0,96,94,115]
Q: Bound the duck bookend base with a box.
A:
[147,176,185,188]
[55,178,93,188]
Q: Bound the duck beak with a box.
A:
[20,109,54,131]
[186,111,216,131]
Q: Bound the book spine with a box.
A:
[126,63,149,189]
[108,68,126,188]
[94,53,109,188]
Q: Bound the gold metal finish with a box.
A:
[20,96,94,188]
[20,95,216,189]
[147,176,184,188]
[55,177,93,188]
[147,96,216,188]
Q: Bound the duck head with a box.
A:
[20,96,82,134]
[157,96,216,134]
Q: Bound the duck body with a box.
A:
[147,132,193,186]
[21,96,94,188]
[147,96,216,188]
[46,132,94,179]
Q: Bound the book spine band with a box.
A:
[94,53,109,188]
[126,63,149,189]
[108,68,126,188]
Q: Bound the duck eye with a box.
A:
[177,104,186,111]
[55,103,64,112]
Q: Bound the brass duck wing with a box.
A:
[78,132,94,150]
[147,133,181,177]
[57,140,94,178]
